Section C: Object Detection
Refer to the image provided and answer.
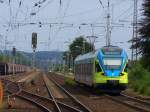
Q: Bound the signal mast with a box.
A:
[32,32,37,69]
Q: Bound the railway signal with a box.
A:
[32,32,37,68]
[32,33,37,49]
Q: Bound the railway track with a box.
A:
[3,73,150,112]
[45,74,93,112]
[105,93,150,112]
[2,76,92,112]
[2,79,72,112]
[49,73,150,112]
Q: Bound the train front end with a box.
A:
[94,46,128,91]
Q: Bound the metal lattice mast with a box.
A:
[132,0,138,61]
[106,0,111,46]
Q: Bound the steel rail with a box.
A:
[3,79,21,95]
[120,93,150,106]
[3,78,86,112]
[42,76,62,112]
[3,79,54,112]
[47,74,93,112]
[43,75,84,112]
[22,89,85,112]
[17,90,55,112]
[105,94,150,112]
[48,73,150,112]
[17,92,50,112]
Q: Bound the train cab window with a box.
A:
[95,61,102,72]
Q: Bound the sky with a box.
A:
[0,0,143,58]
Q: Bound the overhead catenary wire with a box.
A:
[14,0,23,28]
[98,0,104,9]
[62,0,71,19]
[8,0,12,29]
[19,0,55,23]
[32,8,101,21]
[0,0,140,52]
[53,0,71,38]
[114,4,133,21]
[60,0,61,6]
[15,0,22,18]
[33,0,54,14]
[113,0,129,7]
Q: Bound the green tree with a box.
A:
[131,0,150,68]
[63,36,93,72]
[69,36,93,60]
[132,0,150,57]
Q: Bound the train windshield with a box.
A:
[103,58,122,70]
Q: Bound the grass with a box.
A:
[64,77,76,86]
[129,62,150,96]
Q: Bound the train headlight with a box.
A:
[120,73,124,76]
[101,73,105,76]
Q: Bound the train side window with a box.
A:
[95,62,102,72]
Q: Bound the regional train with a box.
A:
[74,46,128,92]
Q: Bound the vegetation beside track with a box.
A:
[50,72,76,86]
[128,0,150,96]
[0,53,31,65]
[129,60,150,96]
[64,77,76,86]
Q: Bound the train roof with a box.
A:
[102,45,122,52]
[75,50,99,62]
[75,46,123,62]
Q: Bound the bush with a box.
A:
[140,56,150,70]
[129,62,150,96]
[129,62,147,80]
[144,87,150,96]
[65,78,76,86]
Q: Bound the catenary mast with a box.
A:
[132,0,138,61]
[106,0,111,46]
